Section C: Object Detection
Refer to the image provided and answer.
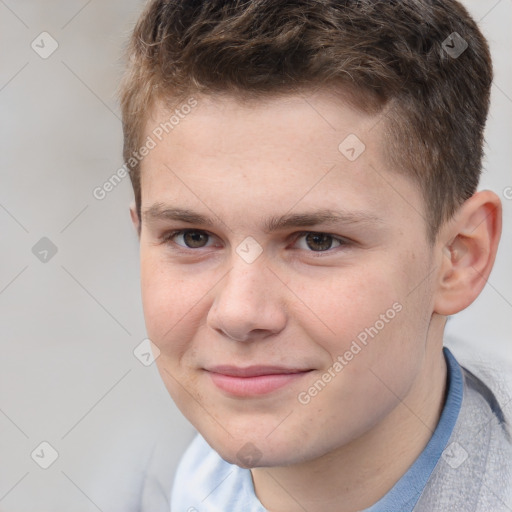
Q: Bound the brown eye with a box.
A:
[305,233,335,251]
[294,232,344,252]
[172,230,211,248]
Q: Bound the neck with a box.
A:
[251,329,448,512]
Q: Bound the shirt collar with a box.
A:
[363,347,464,512]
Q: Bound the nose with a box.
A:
[207,259,287,342]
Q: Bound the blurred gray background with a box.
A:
[0,1,510,510]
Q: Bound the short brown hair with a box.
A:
[119,0,492,241]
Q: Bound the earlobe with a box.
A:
[129,201,141,239]
[433,190,502,316]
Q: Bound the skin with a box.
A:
[130,89,501,512]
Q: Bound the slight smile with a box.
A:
[205,366,314,397]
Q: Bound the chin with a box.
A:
[215,441,291,469]
[198,425,313,469]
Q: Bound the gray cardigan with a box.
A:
[414,365,512,511]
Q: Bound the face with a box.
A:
[135,90,438,468]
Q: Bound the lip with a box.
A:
[205,366,313,396]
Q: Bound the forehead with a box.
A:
[146,90,377,158]
[139,91,424,230]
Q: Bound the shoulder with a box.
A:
[170,434,266,512]
[458,353,512,510]
[453,343,512,440]
[416,345,512,511]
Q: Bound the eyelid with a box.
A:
[292,230,350,244]
[290,231,351,254]
[162,228,352,254]
[161,228,219,249]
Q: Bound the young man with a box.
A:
[120,0,511,510]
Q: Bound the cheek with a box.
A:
[347,279,431,401]
[139,252,208,354]
[291,265,403,353]
[141,259,210,412]
[296,259,430,394]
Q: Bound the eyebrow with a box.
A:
[142,203,383,233]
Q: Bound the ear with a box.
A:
[129,201,141,239]
[433,190,502,316]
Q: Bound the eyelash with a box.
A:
[160,229,351,256]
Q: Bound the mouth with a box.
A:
[204,365,313,396]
